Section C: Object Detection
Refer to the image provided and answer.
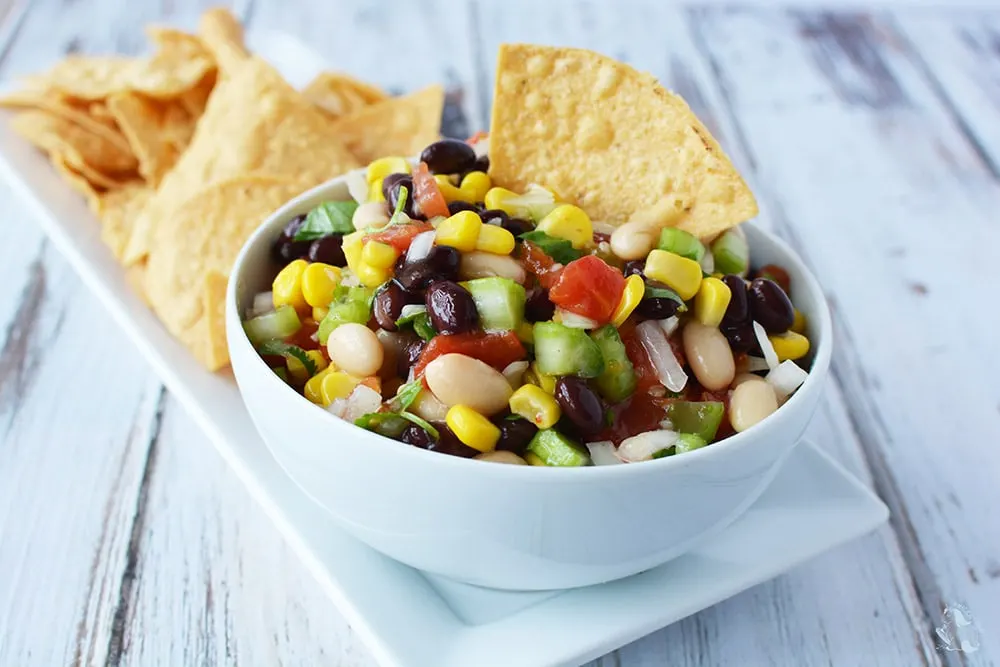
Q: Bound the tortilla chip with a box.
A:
[10,109,138,176]
[487,44,758,238]
[122,57,360,266]
[95,182,152,259]
[0,90,132,154]
[303,72,388,120]
[107,92,195,184]
[124,262,150,307]
[178,70,216,117]
[50,154,101,208]
[143,176,302,350]
[200,270,231,370]
[198,8,249,75]
[330,85,444,164]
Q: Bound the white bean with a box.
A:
[682,321,736,390]
[424,353,513,416]
[352,201,390,230]
[610,220,659,260]
[475,451,528,465]
[732,372,766,388]
[459,251,527,283]
[729,380,779,432]
[326,323,384,377]
[409,388,449,422]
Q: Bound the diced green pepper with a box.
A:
[244,304,301,345]
[711,229,749,276]
[464,277,526,331]
[533,321,605,378]
[526,429,591,466]
[675,433,707,454]
[590,325,637,403]
[658,228,705,262]
[666,401,725,442]
[317,285,374,343]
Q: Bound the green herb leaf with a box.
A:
[412,312,436,341]
[257,341,317,377]
[644,285,687,312]
[519,230,582,265]
[390,380,424,412]
[388,186,409,225]
[354,412,409,438]
[294,201,358,241]
[400,411,440,439]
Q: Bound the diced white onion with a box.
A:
[340,270,361,287]
[472,137,490,157]
[766,360,808,400]
[657,316,680,338]
[250,291,274,317]
[398,304,427,320]
[406,230,436,264]
[557,309,600,329]
[506,184,557,221]
[326,398,347,419]
[617,430,679,462]
[502,360,530,388]
[592,220,617,235]
[744,355,772,372]
[699,249,715,274]
[636,320,688,392]
[586,441,623,466]
[752,321,779,370]
[342,385,383,423]
[346,169,369,204]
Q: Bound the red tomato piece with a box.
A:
[365,221,433,253]
[412,161,450,219]
[520,241,563,289]
[548,255,626,324]
[412,331,526,378]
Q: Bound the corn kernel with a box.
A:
[320,371,361,406]
[304,367,333,404]
[272,259,310,314]
[536,204,593,249]
[644,250,703,300]
[524,452,546,466]
[446,405,500,453]
[694,277,732,328]
[509,384,561,429]
[361,240,399,270]
[791,309,807,334]
[435,210,482,251]
[354,262,390,288]
[611,274,645,327]
[475,224,516,254]
[368,177,386,202]
[301,262,342,308]
[460,171,491,202]
[287,349,328,384]
[768,331,810,361]
[342,230,366,272]
[313,306,329,321]
[483,187,520,216]
[527,362,556,394]
[367,156,410,184]
[434,174,473,204]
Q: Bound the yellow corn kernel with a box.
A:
[527,362,556,394]
[694,277,732,328]
[434,174,474,204]
[536,204,593,250]
[304,367,334,404]
[446,405,500,453]
[301,262,342,308]
[524,452,546,466]
[287,349,328,384]
[509,384,561,429]
[313,306,329,321]
[483,187,520,216]
[320,371,361,406]
[272,259,310,314]
[435,210,482,251]
[516,321,534,344]
[354,262,390,288]
[368,177,386,202]
[768,331,810,361]
[361,240,399,270]
[460,171,491,202]
[367,156,410,184]
[644,249,703,301]
[791,309,807,334]
[611,274,645,327]
[475,224,516,255]
[342,230,366,272]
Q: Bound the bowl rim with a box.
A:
[226,170,833,482]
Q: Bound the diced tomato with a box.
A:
[412,161,450,219]
[284,318,319,351]
[619,322,659,393]
[360,376,382,394]
[365,221,433,253]
[597,391,669,445]
[520,241,563,288]
[548,255,626,324]
[412,331,526,378]
[755,264,791,295]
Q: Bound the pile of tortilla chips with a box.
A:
[2,8,444,371]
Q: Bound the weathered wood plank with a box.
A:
[689,6,1000,664]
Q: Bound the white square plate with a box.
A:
[0,30,889,667]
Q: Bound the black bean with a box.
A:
[524,287,556,322]
[396,245,461,291]
[503,217,534,237]
[748,278,794,334]
[383,173,416,217]
[622,260,645,279]
[420,139,476,175]
[480,208,508,226]
[721,320,758,353]
[425,280,478,335]
[447,200,479,216]
[472,155,489,173]
[494,417,537,455]
[396,335,426,378]
[554,377,604,436]
[635,297,679,321]
[373,281,409,331]
[307,234,346,266]
[271,214,311,262]
[721,274,749,324]
[401,424,434,448]
[425,423,480,458]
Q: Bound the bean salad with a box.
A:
[242,136,813,466]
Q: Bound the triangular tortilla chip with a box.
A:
[94,182,152,259]
[0,90,132,154]
[330,85,444,164]
[487,44,757,238]
[107,92,195,184]
[303,71,388,120]
[200,270,231,371]
[9,109,138,175]
[197,8,250,76]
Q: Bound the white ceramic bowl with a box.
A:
[226,174,833,591]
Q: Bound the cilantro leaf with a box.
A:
[390,380,424,412]
[519,230,582,265]
[294,201,358,241]
[644,285,687,312]
[412,312,436,341]
[400,411,440,439]
[257,341,317,377]
[354,412,409,438]
[388,186,409,225]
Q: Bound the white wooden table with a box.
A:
[0,1,997,665]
